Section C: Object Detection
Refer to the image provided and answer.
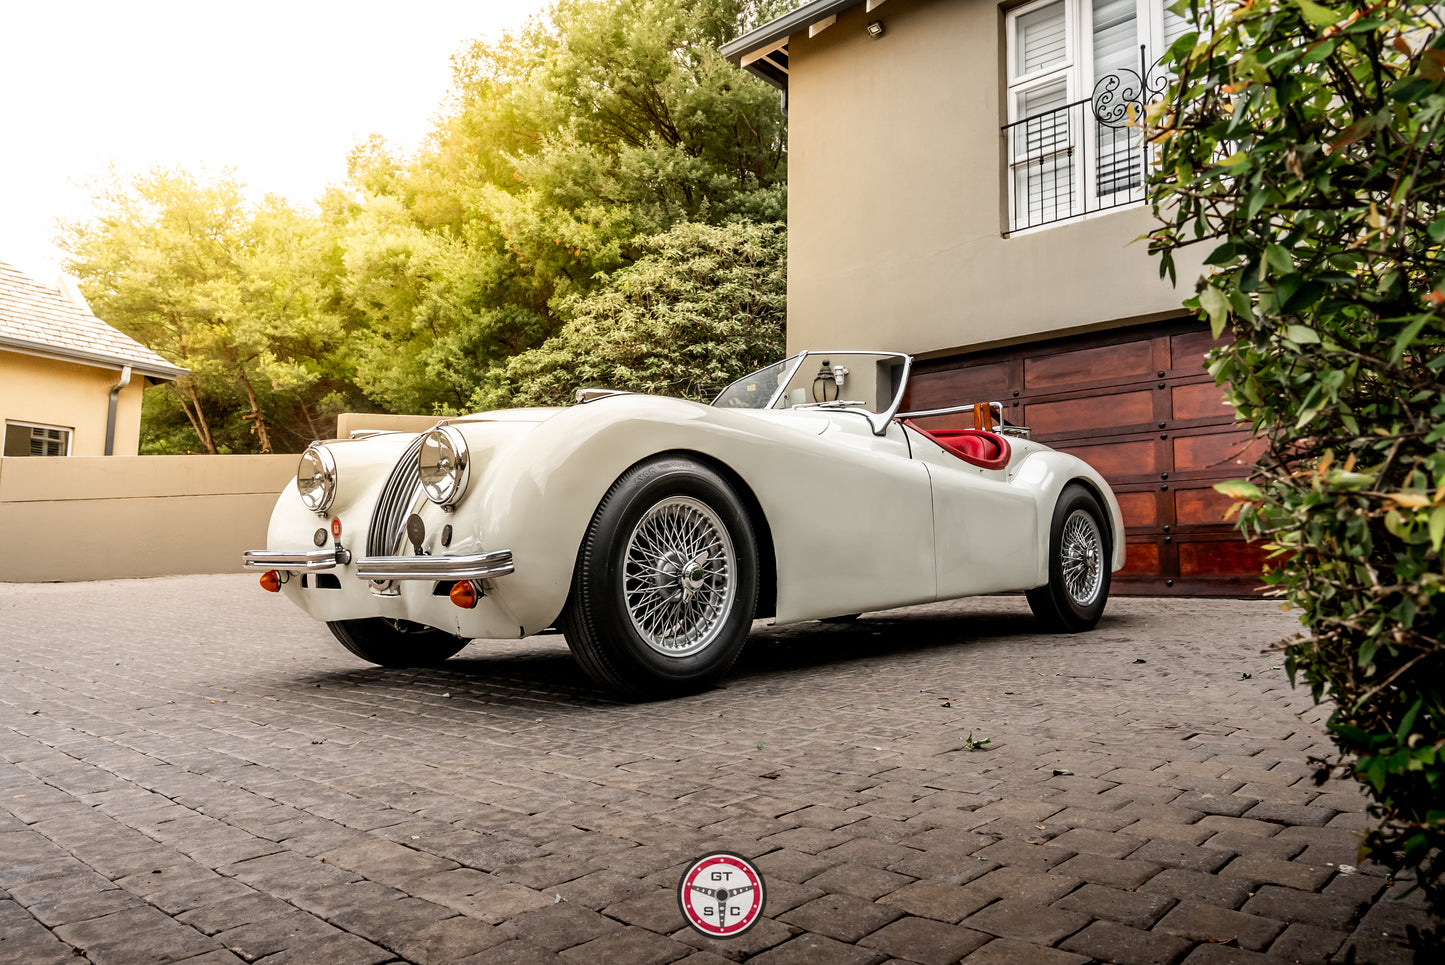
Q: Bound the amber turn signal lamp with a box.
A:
[259,570,282,593]
[449,581,478,609]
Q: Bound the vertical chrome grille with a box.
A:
[367,434,427,556]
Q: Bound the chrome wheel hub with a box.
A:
[623,496,736,657]
[1061,509,1104,607]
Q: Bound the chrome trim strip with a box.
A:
[242,549,338,571]
[368,432,429,557]
[897,401,1003,420]
[354,550,515,581]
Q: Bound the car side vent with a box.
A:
[367,433,427,557]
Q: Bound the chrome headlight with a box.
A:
[418,426,469,508]
[296,444,337,515]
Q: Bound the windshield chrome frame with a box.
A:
[715,350,913,436]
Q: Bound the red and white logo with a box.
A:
[677,851,766,938]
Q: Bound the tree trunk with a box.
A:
[177,381,216,454]
[237,370,272,453]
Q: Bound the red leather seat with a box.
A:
[903,422,1011,471]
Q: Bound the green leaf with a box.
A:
[1391,313,1432,364]
[1215,480,1263,500]
[1430,506,1445,552]
[1397,699,1424,742]
[1200,285,1231,337]
[1286,324,1321,344]
[1293,0,1341,28]
[1264,243,1294,275]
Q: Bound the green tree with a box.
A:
[61,168,360,453]
[475,219,785,408]
[1146,0,1445,910]
[335,0,788,413]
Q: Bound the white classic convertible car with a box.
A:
[244,351,1124,697]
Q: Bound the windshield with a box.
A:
[711,351,913,434]
[711,357,798,409]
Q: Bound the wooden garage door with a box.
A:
[902,318,1269,595]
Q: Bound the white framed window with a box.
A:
[1005,0,1189,232]
[3,421,73,457]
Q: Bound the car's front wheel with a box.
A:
[560,456,759,699]
[1026,483,1111,632]
[326,618,469,667]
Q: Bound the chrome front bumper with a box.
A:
[242,548,514,582]
[242,548,345,571]
[354,551,514,581]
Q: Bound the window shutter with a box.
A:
[1092,0,1137,81]
[1016,1,1068,76]
[1012,78,1076,229]
[1162,6,1191,48]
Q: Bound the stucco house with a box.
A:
[724,0,1265,594]
[0,260,186,457]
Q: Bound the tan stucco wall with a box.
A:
[0,349,146,456]
[784,0,1206,357]
[0,454,296,582]
[335,412,443,439]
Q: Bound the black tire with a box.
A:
[560,456,759,699]
[326,618,469,667]
[1026,483,1112,633]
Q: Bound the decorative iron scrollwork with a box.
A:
[1091,45,1170,130]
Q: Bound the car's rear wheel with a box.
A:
[560,456,759,699]
[1026,483,1111,632]
[326,618,469,667]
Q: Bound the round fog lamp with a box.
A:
[419,426,470,507]
[296,445,337,515]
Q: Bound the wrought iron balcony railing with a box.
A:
[1002,47,1169,234]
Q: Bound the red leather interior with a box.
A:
[903,422,1012,471]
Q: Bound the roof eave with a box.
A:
[721,0,867,89]
[720,0,861,62]
[0,335,189,382]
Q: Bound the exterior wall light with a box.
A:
[866,20,885,38]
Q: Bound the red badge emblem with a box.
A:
[331,518,342,539]
[677,852,766,938]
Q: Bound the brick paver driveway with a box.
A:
[0,576,1433,965]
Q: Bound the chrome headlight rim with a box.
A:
[296,444,337,516]
[418,425,470,508]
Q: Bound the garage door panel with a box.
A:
[1025,390,1155,435]
[1058,439,1161,478]
[1120,540,1160,577]
[1175,432,1266,475]
[1115,490,1160,528]
[1179,540,1272,578]
[1025,340,1153,390]
[1172,381,1236,421]
[905,363,1011,410]
[1171,329,1230,368]
[1176,487,1239,527]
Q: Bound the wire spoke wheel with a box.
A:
[1060,509,1104,607]
[561,456,758,698]
[622,496,736,657]
[1026,483,1111,633]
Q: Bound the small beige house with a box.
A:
[0,260,185,457]
[725,0,1264,594]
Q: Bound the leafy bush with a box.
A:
[471,219,786,408]
[1147,0,1445,910]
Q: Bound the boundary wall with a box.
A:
[0,454,296,582]
[0,415,449,582]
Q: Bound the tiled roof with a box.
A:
[0,259,187,381]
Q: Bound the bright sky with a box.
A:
[0,0,553,283]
